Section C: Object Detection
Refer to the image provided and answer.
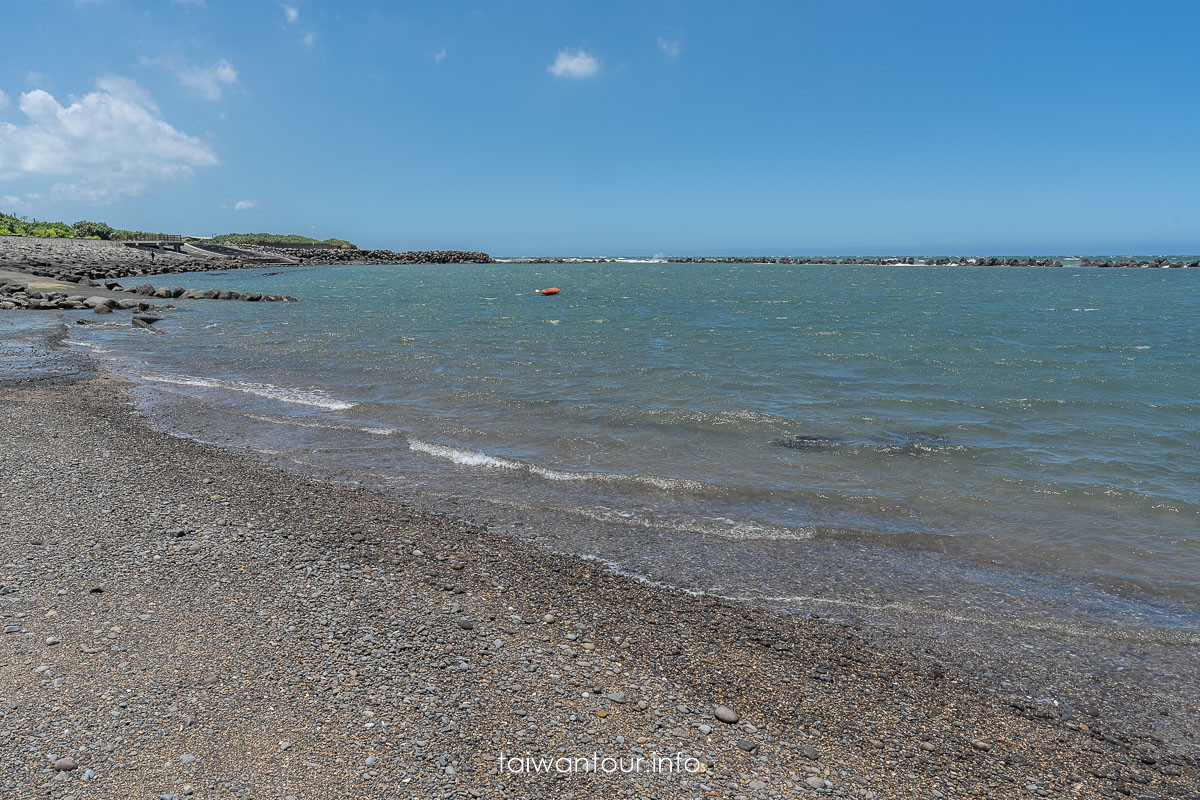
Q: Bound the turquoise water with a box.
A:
[71,262,1200,632]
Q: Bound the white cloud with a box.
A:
[26,72,48,89]
[657,37,682,57]
[0,90,9,109]
[3,192,42,210]
[0,76,218,204]
[548,48,599,79]
[175,58,238,101]
[233,200,258,210]
[280,6,316,49]
[434,48,447,64]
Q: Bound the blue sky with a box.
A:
[1,0,1198,255]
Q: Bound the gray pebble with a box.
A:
[714,704,740,724]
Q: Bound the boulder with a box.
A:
[132,317,163,333]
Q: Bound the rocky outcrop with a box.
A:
[0,236,494,286]
[0,280,295,312]
[0,236,492,313]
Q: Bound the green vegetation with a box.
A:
[0,211,75,238]
[0,211,358,249]
[210,232,358,249]
[0,210,173,241]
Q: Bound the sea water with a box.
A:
[68,261,1200,641]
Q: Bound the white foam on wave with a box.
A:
[68,340,110,353]
[138,373,357,410]
[573,506,813,541]
[408,438,523,470]
[528,463,703,492]
[407,437,707,492]
[240,412,398,436]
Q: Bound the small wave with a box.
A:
[407,437,705,492]
[528,464,702,492]
[240,412,398,437]
[138,373,357,410]
[570,506,812,541]
[68,340,110,353]
[408,438,523,470]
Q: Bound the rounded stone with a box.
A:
[714,705,740,724]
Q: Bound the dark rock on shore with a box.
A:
[770,435,843,450]
[131,317,163,333]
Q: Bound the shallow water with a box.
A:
[65,262,1199,642]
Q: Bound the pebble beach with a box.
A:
[0,323,1196,799]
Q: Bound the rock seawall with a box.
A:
[254,246,494,265]
[0,237,494,286]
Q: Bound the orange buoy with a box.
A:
[540,287,560,295]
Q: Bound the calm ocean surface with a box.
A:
[70,261,1200,639]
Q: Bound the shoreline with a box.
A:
[0,321,1196,798]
